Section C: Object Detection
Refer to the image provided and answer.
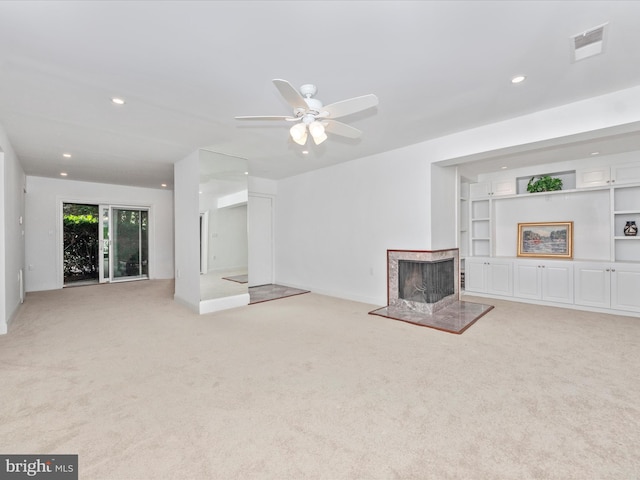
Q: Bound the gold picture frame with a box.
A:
[517,221,573,259]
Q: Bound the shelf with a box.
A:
[471,218,490,222]
[614,185,640,211]
[614,236,640,240]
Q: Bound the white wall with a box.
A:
[24,176,174,293]
[430,164,458,250]
[0,151,4,333]
[0,125,26,334]
[275,143,433,306]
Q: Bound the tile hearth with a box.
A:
[369,301,494,334]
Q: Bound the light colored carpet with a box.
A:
[1,280,639,479]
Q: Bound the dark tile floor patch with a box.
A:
[222,275,248,284]
[369,301,494,334]
[249,284,310,304]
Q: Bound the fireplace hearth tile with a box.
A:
[368,301,494,334]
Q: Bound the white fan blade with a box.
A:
[324,120,362,139]
[235,115,295,121]
[272,79,308,110]
[321,94,378,119]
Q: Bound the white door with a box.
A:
[248,195,273,287]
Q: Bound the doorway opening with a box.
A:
[63,203,99,286]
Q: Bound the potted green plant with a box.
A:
[527,175,563,193]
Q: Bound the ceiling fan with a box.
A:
[235,79,378,145]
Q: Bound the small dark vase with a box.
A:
[624,221,638,237]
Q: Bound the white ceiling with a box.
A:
[2,1,640,189]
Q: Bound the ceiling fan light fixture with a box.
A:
[309,121,327,145]
[290,123,308,145]
[312,133,327,145]
[293,132,308,145]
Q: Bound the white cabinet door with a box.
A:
[464,258,513,296]
[469,179,515,198]
[464,258,488,293]
[486,259,513,296]
[514,260,573,303]
[541,262,574,304]
[574,262,611,309]
[469,181,491,199]
[514,260,541,299]
[491,179,516,196]
[611,263,640,313]
[612,163,640,186]
[576,167,610,188]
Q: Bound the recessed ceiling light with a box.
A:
[302,150,309,155]
[244,171,249,175]
[63,153,71,158]
[111,97,126,105]
[511,75,526,84]
[162,184,167,188]
[591,151,600,155]
[501,166,508,170]
[60,172,68,177]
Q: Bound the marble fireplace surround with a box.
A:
[388,249,459,314]
[369,248,494,334]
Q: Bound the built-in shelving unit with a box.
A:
[459,159,640,315]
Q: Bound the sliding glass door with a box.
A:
[111,207,149,280]
[62,203,149,285]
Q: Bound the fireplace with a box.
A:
[370,248,493,334]
[388,249,459,314]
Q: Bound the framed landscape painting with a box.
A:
[517,221,573,258]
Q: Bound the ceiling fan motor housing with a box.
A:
[302,97,323,114]
[299,84,317,97]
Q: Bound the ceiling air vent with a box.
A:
[571,23,607,62]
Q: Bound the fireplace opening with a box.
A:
[398,259,455,304]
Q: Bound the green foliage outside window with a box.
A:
[63,204,99,282]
